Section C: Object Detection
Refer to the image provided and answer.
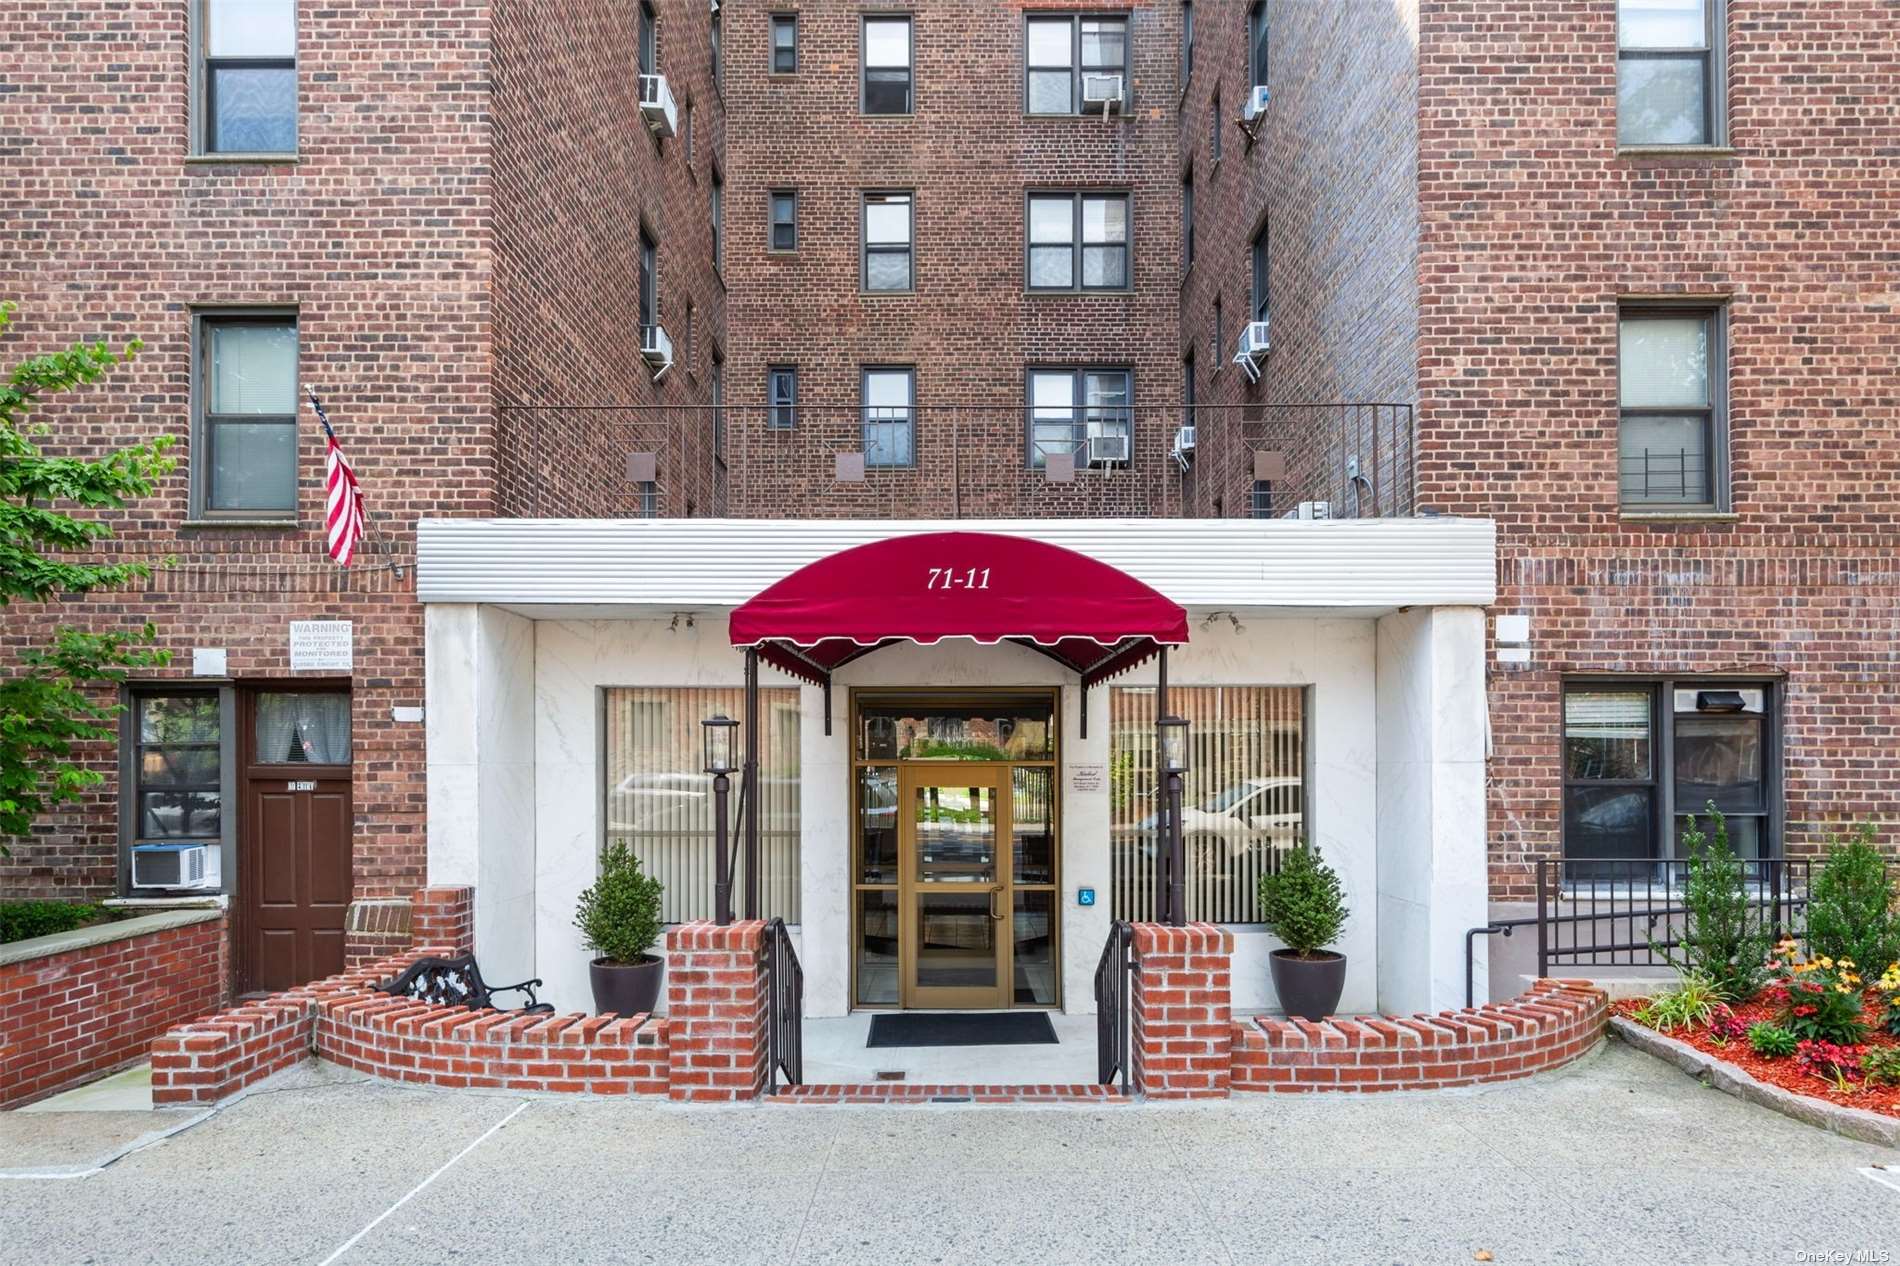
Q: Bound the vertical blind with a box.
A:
[603,687,801,923]
[1108,685,1306,924]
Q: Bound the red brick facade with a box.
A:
[0,1,725,984]
[720,0,1187,519]
[1413,0,1900,896]
[2,912,226,1108]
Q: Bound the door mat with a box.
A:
[866,1012,1059,1048]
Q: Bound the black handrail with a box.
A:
[1095,920,1133,1092]
[765,917,802,1091]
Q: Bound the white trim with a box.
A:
[416,517,1498,612]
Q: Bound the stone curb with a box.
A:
[1610,1014,1900,1148]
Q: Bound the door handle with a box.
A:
[989,885,1005,921]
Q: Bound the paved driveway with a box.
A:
[3,1041,1896,1266]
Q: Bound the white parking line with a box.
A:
[315,1101,529,1266]
[1860,1166,1900,1195]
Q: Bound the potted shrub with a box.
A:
[576,841,665,1015]
[1259,843,1349,1021]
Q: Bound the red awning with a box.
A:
[728,531,1189,688]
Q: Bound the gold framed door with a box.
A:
[900,764,1010,1009]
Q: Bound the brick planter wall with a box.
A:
[1,910,226,1109]
[151,952,434,1107]
[317,996,667,1095]
[1230,979,1610,1093]
[1130,923,1236,1100]
[665,921,769,1103]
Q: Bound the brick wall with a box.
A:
[1,912,226,1108]
[1130,922,1233,1099]
[0,0,494,911]
[1230,978,1610,1093]
[410,886,475,956]
[1178,0,1421,519]
[665,920,768,1102]
[720,0,1185,519]
[1413,0,1900,896]
[492,0,726,519]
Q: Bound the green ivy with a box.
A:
[1,302,174,856]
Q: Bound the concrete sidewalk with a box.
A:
[2,1041,1896,1266]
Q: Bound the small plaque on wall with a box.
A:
[290,620,353,672]
[1068,763,1105,794]
[191,647,228,677]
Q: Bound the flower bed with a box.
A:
[1618,943,1900,1118]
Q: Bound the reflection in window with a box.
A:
[603,687,801,922]
[859,698,1054,761]
[201,0,297,154]
[134,694,222,845]
[1617,0,1715,145]
[1108,686,1306,923]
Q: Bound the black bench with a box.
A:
[373,954,555,1015]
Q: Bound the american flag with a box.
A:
[309,391,366,567]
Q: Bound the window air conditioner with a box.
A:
[639,73,679,137]
[131,842,220,891]
[641,323,674,373]
[1081,74,1125,111]
[1086,432,1130,467]
[1171,425,1195,471]
[1282,500,1332,521]
[1243,84,1271,123]
[1232,319,1271,382]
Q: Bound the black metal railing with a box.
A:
[1533,857,1812,979]
[764,916,803,1091]
[493,401,1416,521]
[1095,919,1133,1092]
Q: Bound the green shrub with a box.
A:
[1747,1022,1798,1058]
[1805,824,1899,973]
[574,842,664,964]
[1769,954,1870,1045]
[1634,973,1723,1032]
[1656,804,1775,1001]
[1861,1045,1900,1089]
[1258,844,1347,956]
[0,900,109,944]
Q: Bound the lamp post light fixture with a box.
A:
[702,714,740,924]
[1157,714,1189,926]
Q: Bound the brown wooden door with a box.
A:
[239,689,353,994]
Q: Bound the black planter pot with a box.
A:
[1270,948,1347,1022]
[589,955,664,1016]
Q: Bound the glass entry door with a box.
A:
[901,766,1009,1009]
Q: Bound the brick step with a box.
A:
[766,1083,1131,1104]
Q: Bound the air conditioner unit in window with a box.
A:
[1081,74,1125,112]
[1243,84,1271,123]
[641,323,674,376]
[639,73,679,137]
[131,843,220,891]
[1171,426,1196,470]
[1232,319,1271,382]
[1282,500,1332,521]
[1086,432,1130,467]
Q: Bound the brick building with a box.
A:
[4,0,1895,1024]
[0,0,723,993]
[1178,0,1900,994]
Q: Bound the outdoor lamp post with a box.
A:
[1158,714,1190,926]
[702,714,739,925]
